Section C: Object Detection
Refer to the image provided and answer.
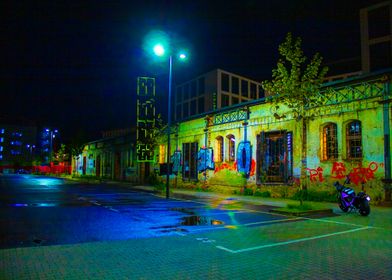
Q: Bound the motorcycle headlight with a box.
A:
[366,196,371,201]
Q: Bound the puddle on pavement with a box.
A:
[181,216,224,226]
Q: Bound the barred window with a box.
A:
[226,134,235,162]
[322,123,338,160]
[215,136,224,162]
[346,121,362,159]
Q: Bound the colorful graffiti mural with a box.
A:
[214,159,256,177]
[197,148,214,172]
[307,161,384,185]
[237,141,252,176]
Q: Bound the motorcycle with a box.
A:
[333,177,371,216]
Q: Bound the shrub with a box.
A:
[209,169,247,187]
[292,189,337,202]
[287,202,313,211]
[242,187,254,196]
[254,190,271,197]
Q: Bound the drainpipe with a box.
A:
[382,77,391,202]
[243,121,248,142]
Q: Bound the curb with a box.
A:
[269,208,334,217]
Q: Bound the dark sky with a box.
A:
[0,0,385,143]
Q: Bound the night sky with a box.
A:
[0,0,385,143]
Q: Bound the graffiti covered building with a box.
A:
[154,70,392,199]
[73,128,140,183]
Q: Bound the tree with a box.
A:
[54,144,69,163]
[67,130,88,175]
[262,33,328,195]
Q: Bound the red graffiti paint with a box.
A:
[349,162,378,185]
[306,167,324,182]
[214,160,255,176]
[214,162,237,173]
[250,159,256,177]
[331,162,347,179]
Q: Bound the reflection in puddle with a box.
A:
[10,203,57,207]
[170,207,195,215]
[181,216,224,226]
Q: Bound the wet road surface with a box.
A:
[0,174,294,249]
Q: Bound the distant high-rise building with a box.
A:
[0,124,37,169]
[360,1,392,72]
[174,69,263,122]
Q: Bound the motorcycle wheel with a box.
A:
[338,199,349,212]
[359,201,370,216]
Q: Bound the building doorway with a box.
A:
[257,131,293,184]
[114,152,121,180]
[96,155,101,177]
[182,142,198,181]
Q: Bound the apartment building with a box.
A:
[174,69,264,121]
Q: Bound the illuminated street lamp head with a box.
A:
[179,53,187,60]
[153,44,165,57]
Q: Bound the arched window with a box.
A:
[346,120,362,159]
[215,136,224,162]
[226,134,235,162]
[322,123,338,160]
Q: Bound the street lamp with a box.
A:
[153,42,188,199]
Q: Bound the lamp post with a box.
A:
[153,43,187,199]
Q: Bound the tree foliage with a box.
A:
[262,33,328,119]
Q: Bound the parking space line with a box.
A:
[216,226,372,254]
[302,217,374,228]
[242,217,304,226]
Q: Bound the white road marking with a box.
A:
[216,226,372,254]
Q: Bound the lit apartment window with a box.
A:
[0,146,3,151]
[322,123,338,160]
[346,120,362,159]
[0,155,2,160]
[0,137,3,143]
[159,145,166,164]
[215,136,224,162]
[0,129,4,134]
[226,134,235,162]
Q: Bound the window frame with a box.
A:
[322,123,338,161]
[346,120,363,160]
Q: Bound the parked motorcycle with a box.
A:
[334,177,371,216]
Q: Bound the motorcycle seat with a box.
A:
[342,187,355,195]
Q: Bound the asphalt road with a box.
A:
[0,174,288,249]
[1,174,392,279]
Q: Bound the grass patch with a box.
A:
[276,202,330,213]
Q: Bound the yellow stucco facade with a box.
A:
[155,71,392,201]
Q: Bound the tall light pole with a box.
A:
[153,42,187,199]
